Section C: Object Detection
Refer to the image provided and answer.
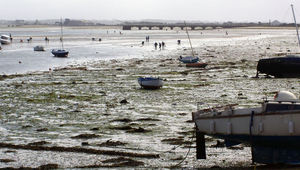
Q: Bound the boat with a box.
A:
[33,45,45,51]
[192,91,300,164]
[138,77,163,90]
[178,22,201,64]
[52,18,69,57]
[0,35,10,45]
[257,55,300,77]
[256,4,300,78]
[51,49,68,57]
[179,56,199,63]
[186,62,208,68]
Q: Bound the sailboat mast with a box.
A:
[184,21,195,57]
[60,18,64,50]
[291,4,300,47]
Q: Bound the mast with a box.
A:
[60,18,64,50]
[184,21,195,57]
[291,4,300,47]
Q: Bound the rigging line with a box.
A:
[184,21,195,57]
[171,124,195,168]
[280,5,292,23]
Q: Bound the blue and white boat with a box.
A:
[192,91,300,164]
[178,56,199,63]
[138,77,163,90]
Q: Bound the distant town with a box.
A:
[0,18,295,29]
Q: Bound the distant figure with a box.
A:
[45,36,49,41]
[119,31,122,35]
[225,31,228,35]
[177,40,181,45]
[99,38,102,42]
[141,41,144,46]
[60,37,63,42]
[154,42,158,50]
[27,37,32,43]
[0,46,2,50]
[92,38,95,41]
[146,36,150,42]
[9,34,12,42]
[20,39,23,43]
[162,41,165,49]
[159,43,162,50]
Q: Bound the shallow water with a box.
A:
[0,27,299,168]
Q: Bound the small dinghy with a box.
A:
[178,56,199,63]
[51,49,68,57]
[34,45,45,51]
[138,77,163,90]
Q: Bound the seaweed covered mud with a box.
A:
[0,27,299,168]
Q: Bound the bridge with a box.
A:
[121,23,247,30]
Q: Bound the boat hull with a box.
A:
[34,46,45,51]
[138,77,163,90]
[179,56,199,63]
[257,56,300,78]
[193,107,300,164]
[51,49,69,57]
[186,62,207,68]
[0,35,10,45]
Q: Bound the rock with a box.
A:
[71,134,99,139]
[120,99,128,104]
[37,128,48,132]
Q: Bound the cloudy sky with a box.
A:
[1,0,300,22]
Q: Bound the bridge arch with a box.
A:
[131,27,139,30]
[172,27,182,31]
[141,26,150,30]
[162,27,171,30]
[151,26,160,30]
[194,27,203,30]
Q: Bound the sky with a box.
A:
[1,0,300,23]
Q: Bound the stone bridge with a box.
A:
[121,23,244,30]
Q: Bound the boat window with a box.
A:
[266,103,300,112]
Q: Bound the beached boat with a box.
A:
[178,22,200,64]
[192,91,300,164]
[51,49,68,57]
[257,55,300,77]
[178,56,199,63]
[52,18,69,57]
[256,5,300,78]
[34,45,45,51]
[186,62,208,68]
[138,77,163,90]
[0,35,10,45]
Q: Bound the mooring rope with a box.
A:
[172,125,196,167]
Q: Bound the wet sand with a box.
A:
[0,28,300,169]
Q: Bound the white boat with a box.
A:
[138,77,163,90]
[0,35,10,45]
[192,91,300,164]
[34,45,45,51]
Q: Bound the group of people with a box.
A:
[154,41,166,50]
